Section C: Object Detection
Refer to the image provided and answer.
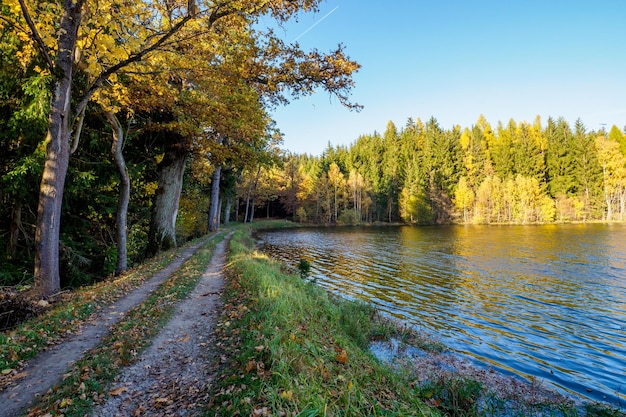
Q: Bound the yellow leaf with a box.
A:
[280,390,294,400]
[59,397,73,408]
[1,369,13,375]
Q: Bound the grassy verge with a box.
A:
[208,223,625,417]
[208,224,438,416]
[6,233,223,416]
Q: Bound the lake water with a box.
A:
[256,224,626,407]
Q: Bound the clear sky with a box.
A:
[262,1,626,156]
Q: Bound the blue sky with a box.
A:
[263,1,626,155]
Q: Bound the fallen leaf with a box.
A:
[335,349,349,364]
[280,390,294,400]
[109,386,128,396]
[59,397,73,408]
[155,397,170,406]
[255,345,265,352]
[1,369,13,375]
[246,359,256,373]
[426,398,441,407]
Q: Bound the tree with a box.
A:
[595,134,626,221]
[327,162,345,223]
[104,110,130,275]
[454,176,475,223]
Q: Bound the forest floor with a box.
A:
[0,233,230,417]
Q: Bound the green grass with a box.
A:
[208,225,438,416]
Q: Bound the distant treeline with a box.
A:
[262,115,626,225]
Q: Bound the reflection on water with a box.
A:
[257,224,626,407]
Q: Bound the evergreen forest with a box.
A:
[272,116,626,227]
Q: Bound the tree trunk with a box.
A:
[223,197,232,225]
[244,174,253,223]
[105,111,130,275]
[146,143,188,257]
[217,197,222,227]
[33,0,84,297]
[8,201,22,258]
[208,165,221,232]
[243,165,262,223]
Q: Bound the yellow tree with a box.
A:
[327,162,345,222]
[454,176,475,223]
[595,134,626,221]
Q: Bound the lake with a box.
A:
[256,224,626,407]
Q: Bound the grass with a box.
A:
[3,220,624,416]
[208,224,438,416]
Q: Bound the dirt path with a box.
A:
[88,233,230,416]
[0,234,221,417]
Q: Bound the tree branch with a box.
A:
[70,106,86,155]
[17,0,54,71]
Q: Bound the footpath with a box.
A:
[0,233,230,417]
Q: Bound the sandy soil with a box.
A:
[0,234,221,417]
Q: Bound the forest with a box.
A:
[265,116,626,226]
[2,1,626,294]
[0,0,360,294]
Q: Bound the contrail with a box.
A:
[293,5,340,42]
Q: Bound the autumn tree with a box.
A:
[595,133,626,221]
[4,0,361,295]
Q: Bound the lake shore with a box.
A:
[208,222,625,416]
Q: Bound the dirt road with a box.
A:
[0,234,228,417]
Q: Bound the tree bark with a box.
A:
[217,197,222,227]
[208,165,221,232]
[32,0,85,297]
[146,142,188,257]
[105,111,130,275]
[223,197,232,225]
[8,202,22,258]
[244,165,261,223]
